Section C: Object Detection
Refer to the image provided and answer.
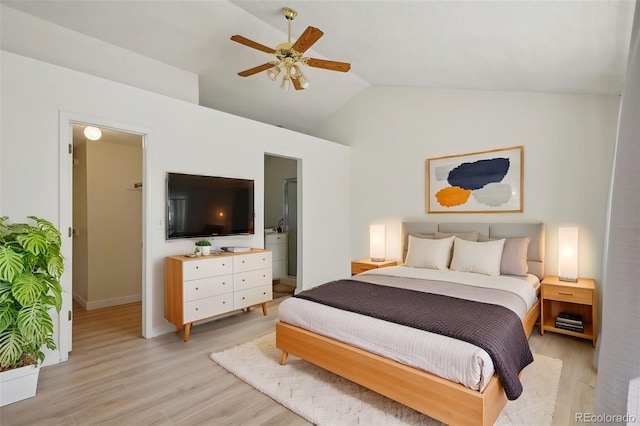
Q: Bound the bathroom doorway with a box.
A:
[264,154,299,295]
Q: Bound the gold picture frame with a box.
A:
[426,146,523,213]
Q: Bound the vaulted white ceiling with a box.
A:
[2,0,635,133]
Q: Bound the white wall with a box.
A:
[0,5,199,104]
[0,51,351,364]
[312,85,620,283]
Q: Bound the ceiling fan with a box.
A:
[230,7,351,91]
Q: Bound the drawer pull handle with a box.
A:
[195,307,199,311]
[242,297,246,300]
[195,287,199,291]
[196,266,199,269]
[242,260,245,263]
[223,301,225,304]
[559,292,574,296]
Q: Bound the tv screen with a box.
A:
[166,172,254,239]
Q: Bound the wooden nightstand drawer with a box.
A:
[351,263,377,275]
[542,285,592,305]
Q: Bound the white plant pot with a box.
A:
[0,364,40,407]
[201,246,211,255]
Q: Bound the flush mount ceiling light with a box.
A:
[230,7,351,91]
[83,126,102,141]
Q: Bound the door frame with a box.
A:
[58,111,152,361]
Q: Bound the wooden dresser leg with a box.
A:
[280,351,289,365]
[261,302,268,316]
[184,323,192,342]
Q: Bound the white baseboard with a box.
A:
[72,293,88,309]
[83,294,142,311]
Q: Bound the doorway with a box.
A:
[70,123,144,349]
[283,178,297,279]
[264,154,299,295]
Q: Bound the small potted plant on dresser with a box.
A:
[195,240,212,256]
[0,216,63,406]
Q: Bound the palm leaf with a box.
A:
[11,274,44,306]
[17,303,52,345]
[46,253,64,279]
[28,217,62,248]
[0,305,17,333]
[16,229,48,256]
[0,327,26,368]
[43,277,62,311]
[0,246,24,282]
[0,281,15,305]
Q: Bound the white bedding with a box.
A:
[278,266,539,392]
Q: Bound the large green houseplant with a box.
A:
[0,216,63,372]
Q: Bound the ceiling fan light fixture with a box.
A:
[290,64,302,78]
[280,75,291,91]
[230,6,350,92]
[297,73,310,89]
[266,65,281,81]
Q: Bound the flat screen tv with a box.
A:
[166,172,254,239]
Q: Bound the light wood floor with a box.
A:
[0,298,596,425]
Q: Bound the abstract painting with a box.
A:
[427,146,523,213]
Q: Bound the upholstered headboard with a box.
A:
[402,222,545,279]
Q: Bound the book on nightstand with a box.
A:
[555,312,584,332]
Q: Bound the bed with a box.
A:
[276,222,545,426]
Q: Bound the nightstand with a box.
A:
[540,276,597,346]
[351,259,398,275]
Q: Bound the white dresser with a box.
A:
[265,232,287,280]
[165,249,272,341]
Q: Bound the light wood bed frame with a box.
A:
[276,222,545,426]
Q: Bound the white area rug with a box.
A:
[210,333,561,425]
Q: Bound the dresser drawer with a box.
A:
[183,257,232,281]
[234,268,272,291]
[265,233,286,245]
[234,285,272,309]
[183,293,233,323]
[233,252,272,273]
[542,285,592,305]
[183,275,233,302]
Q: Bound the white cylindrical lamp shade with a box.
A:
[370,224,386,262]
[558,227,579,282]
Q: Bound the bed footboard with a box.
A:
[275,321,507,426]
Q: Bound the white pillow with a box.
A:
[404,235,455,270]
[500,237,530,276]
[450,237,505,276]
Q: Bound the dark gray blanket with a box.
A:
[294,279,533,400]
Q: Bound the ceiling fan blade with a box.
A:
[292,78,304,90]
[230,35,276,54]
[305,58,351,73]
[291,26,324,54]
[237,63,275,77]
